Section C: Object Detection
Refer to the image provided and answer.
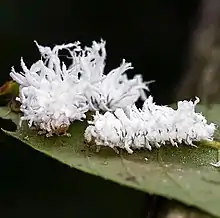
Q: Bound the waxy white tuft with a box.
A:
[84,96,216,153]
[10,42,88,136]
[66,40,153,111]
[10,40,151,135]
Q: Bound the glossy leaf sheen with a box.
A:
[1,104,220,217]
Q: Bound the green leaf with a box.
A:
[0,106,20,125]
[1,105,220,217]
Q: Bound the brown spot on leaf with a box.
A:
[125,175,139,184]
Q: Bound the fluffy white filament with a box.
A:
[10,40,150,135]
[10,51,88,135]
[67,39,153,111]
[84,96,216,153]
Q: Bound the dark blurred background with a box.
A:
[0,0,203,217]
